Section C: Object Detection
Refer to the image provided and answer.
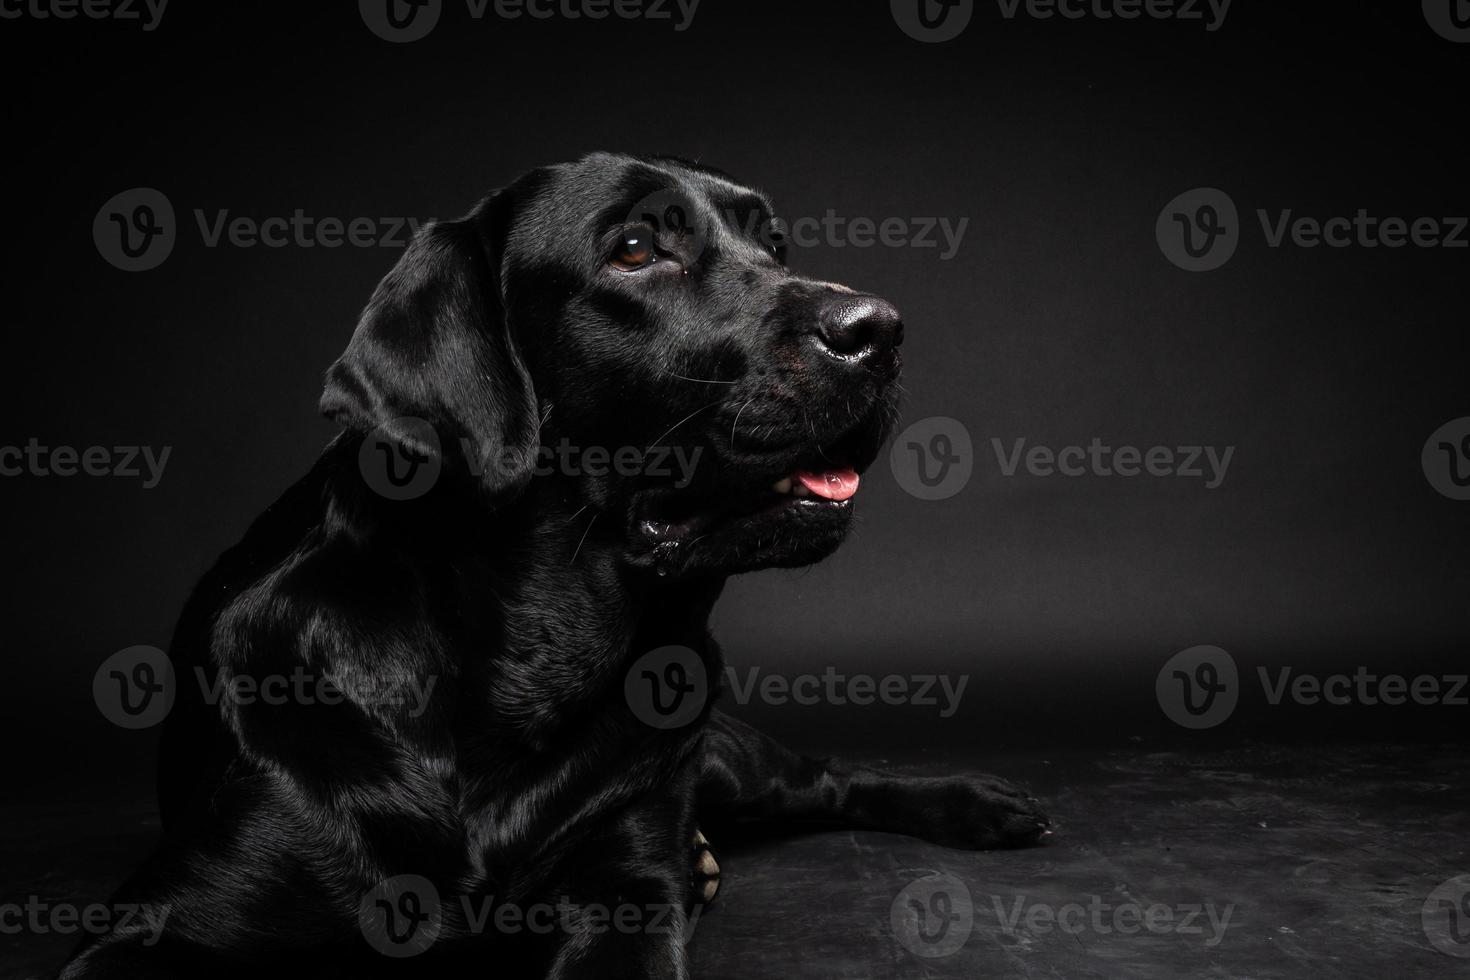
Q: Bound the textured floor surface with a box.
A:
[5,742,1467,979]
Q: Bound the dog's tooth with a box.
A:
[791,484,811,498]
[772,477,793,494]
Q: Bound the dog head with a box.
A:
[321,152,903,578]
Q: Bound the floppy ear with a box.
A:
[320,191,538,500]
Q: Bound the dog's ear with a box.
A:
[319,190,538,501]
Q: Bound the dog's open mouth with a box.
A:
[623,402,896,573]
[636,463,861,545]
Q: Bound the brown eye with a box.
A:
[612,226,657,270]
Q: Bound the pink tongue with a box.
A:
[795,467,860,501]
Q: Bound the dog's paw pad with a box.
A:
[691,829,720,904]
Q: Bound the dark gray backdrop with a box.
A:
[4,0,1467,795]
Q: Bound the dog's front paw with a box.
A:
[894,774,1053,851]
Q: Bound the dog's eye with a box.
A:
[611,228,658,271]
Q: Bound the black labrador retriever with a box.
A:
[62,152,1050,979]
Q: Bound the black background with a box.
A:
[3,0,1467,801]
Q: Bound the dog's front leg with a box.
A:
[695,710,1051,849]
[541,915,691,980]
[530,798,698,980]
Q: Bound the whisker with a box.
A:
[663,372,737,385]
[569,512,598,566]
[730,398,753,452]
[802,407,831,463]
[645,400,722,453]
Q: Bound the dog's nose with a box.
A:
[814,295,904,362]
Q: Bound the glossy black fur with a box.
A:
[60,153,1050,979]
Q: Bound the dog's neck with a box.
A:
[495,483,725,643]
[330,456,726,738]
[482,488,727,740]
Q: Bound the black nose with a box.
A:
[814,295,904,361]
